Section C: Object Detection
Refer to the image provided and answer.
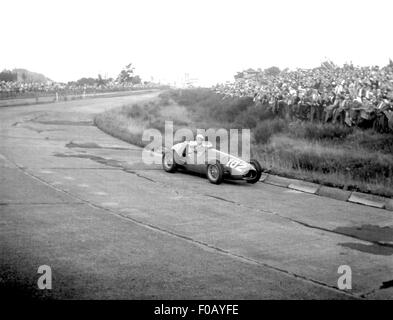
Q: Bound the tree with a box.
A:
[117,63,135,83]
[97,74,105,86]
[117,63,142,84]
[0,69,17,82]
[131,75,141,85]
[76,77,97,86]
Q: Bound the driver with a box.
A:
[188,134,205,155]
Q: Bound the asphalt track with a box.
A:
[0,91,392,299]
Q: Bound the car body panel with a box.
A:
[168,141,256,180]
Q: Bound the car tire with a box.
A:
[162,151,177,173]
[206,162,224,184]
[247,159,262,184]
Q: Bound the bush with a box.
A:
[144,101,161,118]
[234,105,275,128]
[270,138,393,182]
[166,88,255,124]
[159,95,171,106]
[120,101,160,121]
[210,97,254,123]
[290,122,354,140]
[234,109,258,128]
[122,103,145,118]
[348,130,393,154]
[253,119,287,144]
[166,88,214,106]
[149,118,166,132]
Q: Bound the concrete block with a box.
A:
[259,173,268,182]
[288,181,320,194]
[264,174,296,188]
[348,192,386,209]
[384,198,393,211]
[317,186,351,202]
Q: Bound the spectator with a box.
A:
[213,61,393,131]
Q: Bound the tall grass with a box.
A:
[94,95,192,149]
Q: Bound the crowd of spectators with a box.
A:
[214,62,393,131]
[0,80,161,99]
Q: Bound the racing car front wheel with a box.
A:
[206,163,224,184]
[247,159,262,184]
[162,151,177,173]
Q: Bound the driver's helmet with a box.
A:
[196,134,204,145]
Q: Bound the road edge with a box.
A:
[260,173,392,212]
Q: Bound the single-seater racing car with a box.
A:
[162,137,262,184]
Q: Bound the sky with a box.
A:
[1,0,392,86]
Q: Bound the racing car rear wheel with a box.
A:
[247,159,262,184]
[206,163,224,184]
[162,151,177,173]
